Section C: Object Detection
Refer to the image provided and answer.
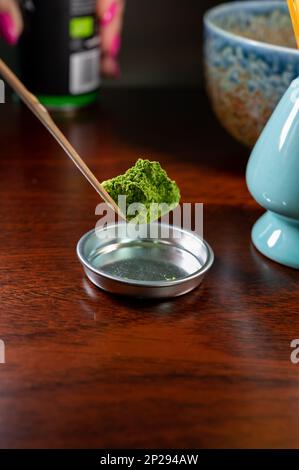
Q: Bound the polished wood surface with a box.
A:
[0,89,299,449]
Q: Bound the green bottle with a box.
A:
[19,0,100,111]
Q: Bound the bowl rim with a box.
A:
[76,224,215,288]
[204,0,299,57]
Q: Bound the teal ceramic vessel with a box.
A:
[246,77,299,269]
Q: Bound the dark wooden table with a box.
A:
[0,89,299,449]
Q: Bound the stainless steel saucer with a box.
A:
[77,223,214,299]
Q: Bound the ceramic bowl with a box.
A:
[204,1,299,147]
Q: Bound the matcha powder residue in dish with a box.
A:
[102,159,181,223]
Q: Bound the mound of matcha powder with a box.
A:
[102,159,180,223]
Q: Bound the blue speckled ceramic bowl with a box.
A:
[204,1,299,147]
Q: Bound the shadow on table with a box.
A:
[98,87,250,176]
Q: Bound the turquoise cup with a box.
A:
[246,77,299,269]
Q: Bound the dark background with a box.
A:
[0,0,225,87]
[114,0,222,87]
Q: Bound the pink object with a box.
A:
[109,34,121,58]
[0,12,18,45]
[101,1,118,27]
[102,54,120,78]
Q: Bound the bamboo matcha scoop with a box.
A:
[0,59,180,223]
[0,58,123,218]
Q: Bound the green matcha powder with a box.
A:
[102,159,180,223]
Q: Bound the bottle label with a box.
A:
[68,0,100,95]
[70,48,100,94]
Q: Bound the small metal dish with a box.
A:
[77,223,214,299]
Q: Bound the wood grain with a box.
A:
[0,89,299,449]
